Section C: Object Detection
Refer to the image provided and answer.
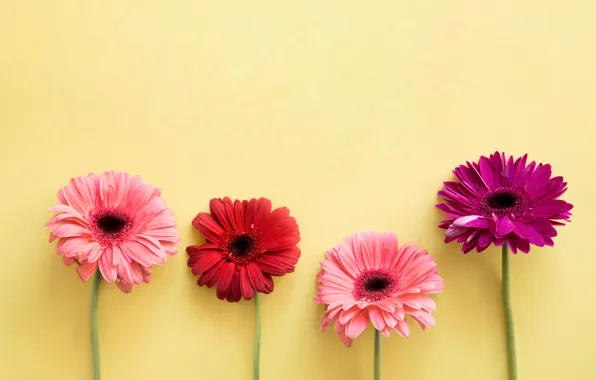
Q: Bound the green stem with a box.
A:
[374,329,381,380]
[502,245,518,380]
[90,270,102,380]
[253,292,262,380]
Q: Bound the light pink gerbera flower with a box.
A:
[46,171,179,292]
[315,232,444,347]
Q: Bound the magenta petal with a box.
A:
[479,156,497,189]
[465,218,490,229]
[478,232,493,250]
[533,200,571,218]
[513,222,533,239]
[453,216,478,227]
[496,217,515,238]
[514,237,530,253]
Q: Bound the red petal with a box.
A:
[246,262,266,292]
[252,198,272,229]
[234,200,245,233]
[192,213,224,243]
[227,268,243,302]
[256,248,299,276]
[262,273,274,293]
[224,198,238,230]
[239,266,255,299]
[243,199,257,231]
[261,213,300,250]
[198,260,225,287]
[189,250,224,275]
[209,198,233,230]
[215,262,236,300]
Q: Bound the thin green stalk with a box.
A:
[253,292,262,380]
[374,329,381,380]
[90,270,102,380]
[502,245,518,380]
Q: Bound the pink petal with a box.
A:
[120,240,161,266]
[338,306,361,325]
[116,281,133,293]
[346,309,369,339]
[87,243,103,263]
[382,310,399,328]
[117,258,135,283]
[48,204,83,219]
[381,326,392,337]
[63,256,76,266]
[368,307,386,331]
[379,232,398,269]
[51,223,90,238]
[395,319,410,337]
[77,262,98,281]
[112,245,123,266]
[99,247,117,282]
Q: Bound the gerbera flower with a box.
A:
[187,197,301,302]
[437,152,573,254]
[187,197,300,380]
[46,171,179,292]
[315,232,443,348]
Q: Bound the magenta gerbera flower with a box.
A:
[437,152,573,253]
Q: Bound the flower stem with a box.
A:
[374,329,381,380]
[502,245,518,380]
[253,292,262,380]
[90,270,102,380]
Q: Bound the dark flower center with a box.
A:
[97,214,128,234]
[353,270,397,302]
[364,276,391,292]
[488,192,517,209]
[479,187,530,218]
[229,235,255,257]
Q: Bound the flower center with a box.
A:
[488,193,517,209]
[90,208,134,246]
[353,270,397,302]
[97,214,128,234]
[479,187,530,218]
[229,235,254,257]
[224,232,263,264]
[364,276,391,292]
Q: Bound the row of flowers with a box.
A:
[46,152,572,380]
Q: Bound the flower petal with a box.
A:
[77,262,98,281]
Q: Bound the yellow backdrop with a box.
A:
[1,1,595,379]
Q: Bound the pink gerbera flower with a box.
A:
[436,152,573,253]
[46,171,179,292]
[315,232,444,347]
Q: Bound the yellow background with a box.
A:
[1,1,595,379]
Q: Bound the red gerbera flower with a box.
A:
[187,197,301,302]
